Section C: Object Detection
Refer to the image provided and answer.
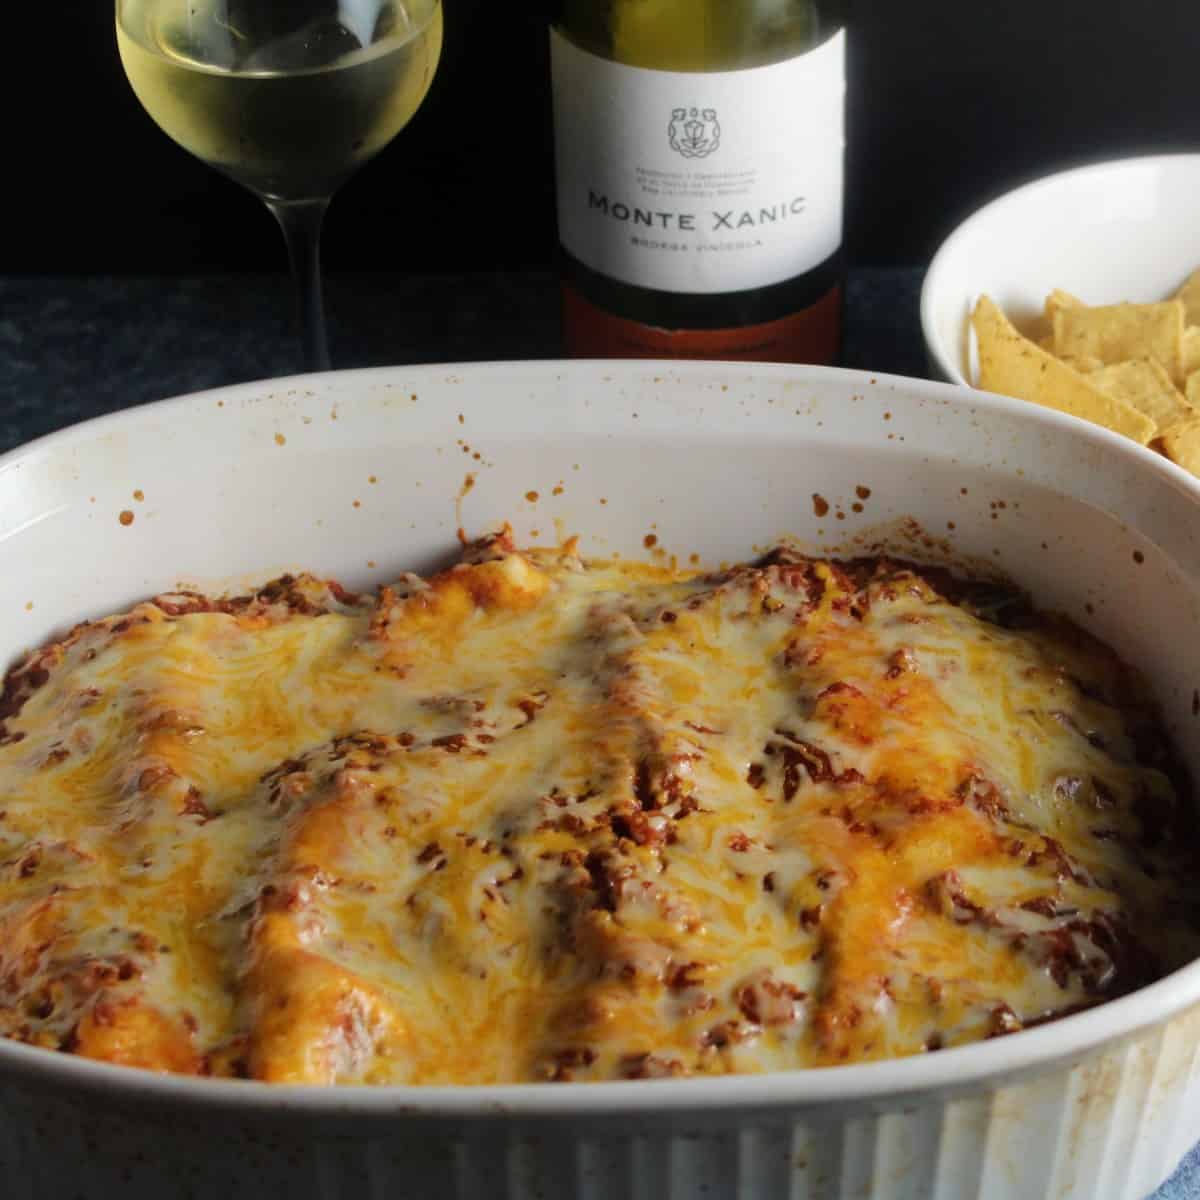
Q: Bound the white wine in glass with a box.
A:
[116,0,443,370]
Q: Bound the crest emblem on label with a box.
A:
[668,107,721,158]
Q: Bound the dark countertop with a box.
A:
[1,267,927,452]
[1,267,1197,1200]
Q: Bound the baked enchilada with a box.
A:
[0,529,1195,1084]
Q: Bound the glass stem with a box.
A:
[266,197,332,372]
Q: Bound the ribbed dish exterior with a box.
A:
[1,1002,1197,1200]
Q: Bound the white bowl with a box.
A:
[2,360,1200,1200]
[921,153,1200,385]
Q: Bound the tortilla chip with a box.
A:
[1175,270,1200,327]
[1052,301,1185,383]
[1045,289,1085,320]
[1060,353,1104,374]
[1189,371,1200,410]
[1162,418,1200,477]
[972,296,1156,444]
[1040,332,1101,372]
[1087,360,1194,432]
[1035,335,1099,369]
[1183,327,1200,376]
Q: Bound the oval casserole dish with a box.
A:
[0,360,1197,1200]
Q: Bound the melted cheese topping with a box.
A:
[0,531,1196,1084]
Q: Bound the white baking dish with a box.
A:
[1,360,1198,1200]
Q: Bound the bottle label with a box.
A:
[550,27,845,296]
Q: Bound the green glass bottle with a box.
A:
[550,0,847,363]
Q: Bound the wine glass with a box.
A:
[115,0,443,371]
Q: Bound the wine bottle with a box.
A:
[549,0,846,363]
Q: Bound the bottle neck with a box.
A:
[556,1,839,72]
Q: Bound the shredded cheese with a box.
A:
[0,530,1195,1084]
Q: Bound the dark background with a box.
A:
[9,1,1200,275]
